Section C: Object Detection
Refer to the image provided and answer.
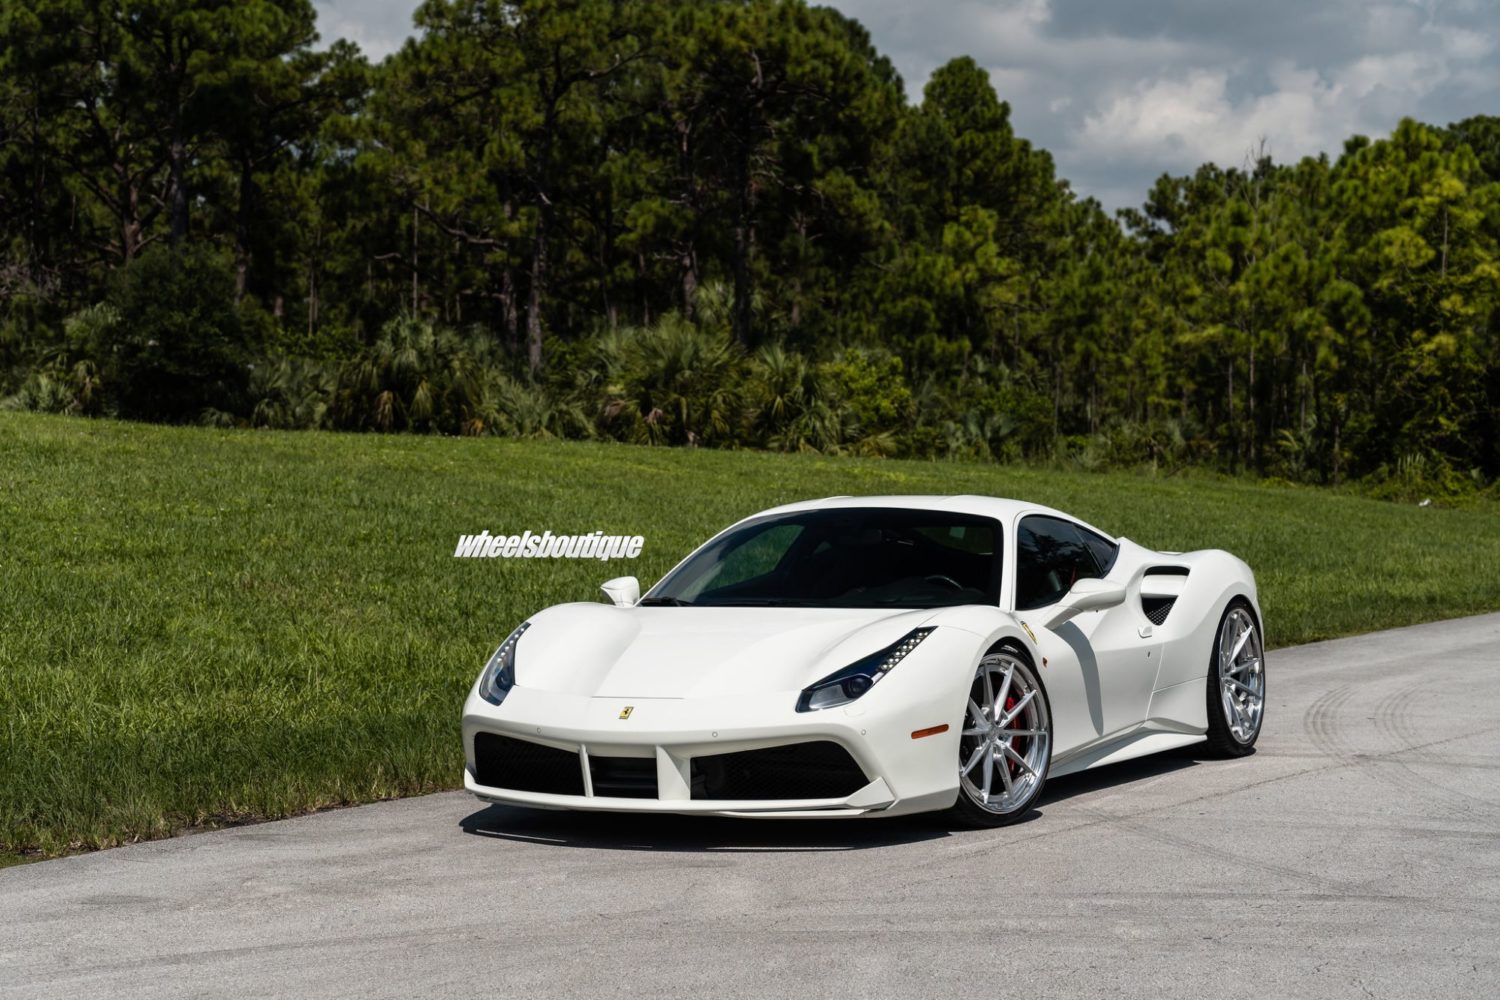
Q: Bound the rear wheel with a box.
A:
[1205,599,1265,755]
[949,649,1052,827]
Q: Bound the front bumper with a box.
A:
[461,670,968,819]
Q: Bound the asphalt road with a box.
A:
[4,614,1499,999]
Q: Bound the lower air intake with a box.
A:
[472,732,585,796]
[690,741,869,801]
[588,755,659,799]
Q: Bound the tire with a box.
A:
[1205,598,1266,756]
[949,647,1053,827]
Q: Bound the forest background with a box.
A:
[2,0,1497,497]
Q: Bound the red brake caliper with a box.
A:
[1003,693,1020,777]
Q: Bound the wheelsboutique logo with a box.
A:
[453,530,644,561]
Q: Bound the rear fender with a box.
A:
[1145,548,1262,693]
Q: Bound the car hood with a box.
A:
[511,602,937,700]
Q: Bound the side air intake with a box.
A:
[1142,595,1177,625]
[1141,565,1187,624]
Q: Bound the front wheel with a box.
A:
[1205,599,1265,755]
[949,649,1052,827]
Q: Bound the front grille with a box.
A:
[690,741,869,801]
[588,755,658,799]
[472,732,584,795]
[1143,595,1177,625]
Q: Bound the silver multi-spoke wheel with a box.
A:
[1217,606,1264,743]
[956,652,1051,820]
[1206,600,1265,755]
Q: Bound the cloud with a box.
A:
[311,0,1500,209]
[1074,64,1355,170]
[836,0,1499,209]
[1072,22,1497,176]
[312,0,419,60]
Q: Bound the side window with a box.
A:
[1014,515,1105,611]
[1078,525,1119,576]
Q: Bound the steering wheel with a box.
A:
[924,574,964,591]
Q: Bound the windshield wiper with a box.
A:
[638,596,694,607]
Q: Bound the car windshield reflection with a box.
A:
[647,508,1002,609]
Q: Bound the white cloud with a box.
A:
[313,0,419,60]
[1078,70,1234,164]
[1075,63,1358,170]
[1068,10,1498,185]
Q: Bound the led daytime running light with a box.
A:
[479,621,530,705]
[877,628,934,674]
[494,622,529,660]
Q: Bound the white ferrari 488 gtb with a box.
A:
[462,496,1265,826]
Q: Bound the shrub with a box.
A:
[601,316,746,447]
[249,356,335,430]
[817,348,913,445]
[85,246,255,422]
[331,314,483,433]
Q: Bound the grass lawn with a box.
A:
[3,411,1498,862]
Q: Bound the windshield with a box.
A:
[645,508,1002,608]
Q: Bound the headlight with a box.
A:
[796,627,935,712]
[477,622,530,706]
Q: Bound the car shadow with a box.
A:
[459,804,958,853]
[459,745,1237,852]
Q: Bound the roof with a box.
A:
[745,494,1105,536]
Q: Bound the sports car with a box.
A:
[462,495,1265,825]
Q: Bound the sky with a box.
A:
[313,0,1499,211]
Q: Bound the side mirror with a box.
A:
[600,576,640,607]
[1041,578,1127,631]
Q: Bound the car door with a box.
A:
[1012,514,1159,740]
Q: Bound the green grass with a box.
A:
[3,411,1498,860]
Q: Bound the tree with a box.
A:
[366,0,647,375]
[205,4,365,304]
[682,0,898,347]
[1332,119,1497,475]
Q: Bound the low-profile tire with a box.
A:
[1205,598,1265,756]
[949,647,1052,828]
